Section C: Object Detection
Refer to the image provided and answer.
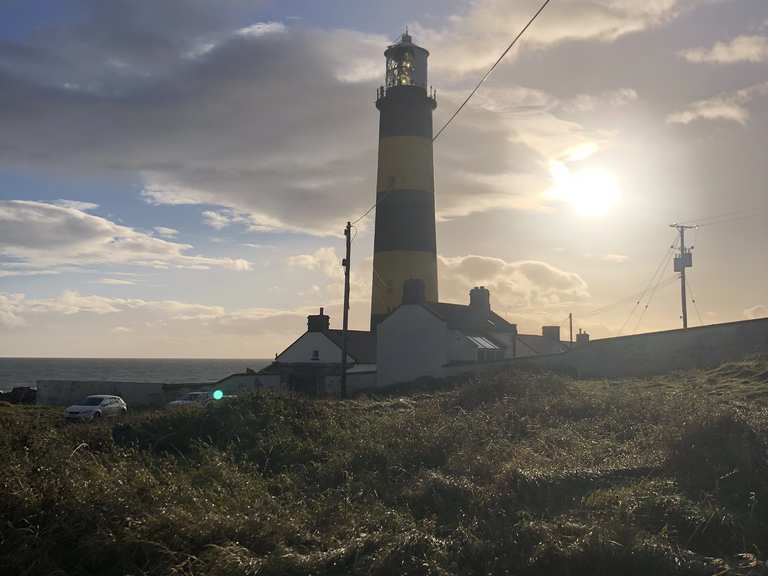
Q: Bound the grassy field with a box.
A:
[2,359,768,575]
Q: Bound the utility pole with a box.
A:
[340,222,351,399]
[569,313,573,346]
[670,224,696,329]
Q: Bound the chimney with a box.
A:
[542,325,561,342]
[307,307,330,332]
[469,286,491,323]
[402,278,426,305]
[576,328,590,347]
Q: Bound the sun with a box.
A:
[548,162,620,217]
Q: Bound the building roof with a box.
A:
[516,334,570,357]
[421,302,517,334]
[324,329,377,364]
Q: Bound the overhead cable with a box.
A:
[349,0,553,226]
[432,0,553,143]
[617,234,678,335]
[686,276,704,326]
[632,274,677,335]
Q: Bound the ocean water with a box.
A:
[0,358,272,390]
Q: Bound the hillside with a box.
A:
[2,359,768,575]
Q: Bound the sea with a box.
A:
[0,358,272,390]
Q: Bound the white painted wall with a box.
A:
[254,374,284,390]
[324,371,378,395]
[448,329,477,363]
[276,332,353,364]
[215,373,275,394]
[490,331,517,359]
[377,305,448,387]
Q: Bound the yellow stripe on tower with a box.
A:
[376,136,434,193]
[371,250,438,318]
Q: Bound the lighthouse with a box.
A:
[370,31,438,329]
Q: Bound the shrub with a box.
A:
[667,413,768,511]
[3,362,768,575]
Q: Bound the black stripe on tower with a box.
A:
[377,86,436,139]
[374,190,436,253]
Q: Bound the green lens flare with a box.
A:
[212,390,224,401]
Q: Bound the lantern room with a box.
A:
[384,30,429,90]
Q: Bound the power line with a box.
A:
[632,274,677,335]
[680,207,764,229]
[349,0,553,226]
[581,288,656,319]
[617,234,678,335]
[686,275,704,326]
[624,249,677,335]
[350,197,381,226]
[432,0,553,143]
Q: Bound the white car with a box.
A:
[167,391,213,408]
[64,395,127,421]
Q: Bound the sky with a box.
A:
[0,0,766,358]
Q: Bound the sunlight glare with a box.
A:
[548,161,620,217]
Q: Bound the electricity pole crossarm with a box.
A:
[670,223,696,329]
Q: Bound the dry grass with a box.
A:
[1,359,768,575]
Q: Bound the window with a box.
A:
[311,349,320,361]
[466,336,500,350]
[466,335,503,363]
[386,50,417,88]
[81,397,105,406]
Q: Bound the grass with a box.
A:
[1,358,768,575]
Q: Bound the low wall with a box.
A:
[515,317,768,378]
[36,380,226,407]
[37,371,277,407]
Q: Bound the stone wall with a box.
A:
[515,317,768,378]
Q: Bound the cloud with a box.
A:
[561,89,638,113]
[601,254,629,264]
[153,226,179,237]
[439,254,590,311]
[431,85,628,220]
[0,289,309,356]
[93,278,136,286]
[0,269,60,278]
[111,326,133,334]
[0,294,27,328]
[745,305,768,320]
[288,247,342,280]
[681,35,768,64]
[0,14,385,236]
[236,22,286,38]
[287,249,592,328]
[667,81,768,125]
[55,200,100,211]
[202,210,232,230]
[0,200,252,272]
[416,0,709,76]
[0,289,292,326]
[199,208,261,231]
[0,2,660,236]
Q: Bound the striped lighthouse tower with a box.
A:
[371,31,438,329]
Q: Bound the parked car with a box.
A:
[64,395,127,422]
[167,391,213,408]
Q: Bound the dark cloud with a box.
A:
[0,1,615,235]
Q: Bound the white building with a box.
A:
[258,287,570,393]
[377,282,569,387]
[257,308,377,395]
